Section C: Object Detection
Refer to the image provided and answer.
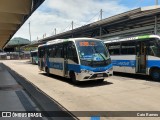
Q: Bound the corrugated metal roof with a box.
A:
[38,6,160,44]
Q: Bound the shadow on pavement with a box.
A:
[40,73,113,88]
[113,72,156,81]
[3,64,78,120]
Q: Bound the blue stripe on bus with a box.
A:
[68,64,113,73]
[47,61,112,73]
[147,60,160,68]
[49,62,63,70]
[80,64,113,72]
[67,64,81,73]
[112,60,160,68]
[112,60,136,67]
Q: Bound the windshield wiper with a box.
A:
[93,46,106,61]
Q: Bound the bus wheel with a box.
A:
[151,69,160,81]
[70,72,78,85]
[46,67,50,76]
[97,79,104,83]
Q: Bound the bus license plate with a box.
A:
[97,74,103,77]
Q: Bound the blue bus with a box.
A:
[104,35,160,81]
[38,38,113,84]
[30,50,38,64]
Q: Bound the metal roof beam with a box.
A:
[0,37,10,49]
[0,0,32,14]
[0,30,15,35]
[130,9,160,19]
[0,23,18,30]
[0,12,25,24]
[101,25,158,39]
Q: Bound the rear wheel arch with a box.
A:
[149,67,160,81]
[149,67,160,74]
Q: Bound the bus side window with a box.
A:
[52,46,56,57]
[67,42,78,63]
[45,48,49,57]
[55,44,63,58]
[148,47,154,56]
[108,43,120,55]
[48,47,52,57]
[147,40,156,56]
[38,48,42,58]
[39,48,44,58]
[106,44,109,49]
[121,42,136,55]
[31,52,33,57]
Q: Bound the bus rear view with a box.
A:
[38,38,113,84]
[30,50,38,64]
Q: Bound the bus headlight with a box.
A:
[81,69,92,73]
[81,69,85,73]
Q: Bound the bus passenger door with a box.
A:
[136,42,147,73]
[39,58,43,70]
[63,44,68,77]
[38,48,44,70]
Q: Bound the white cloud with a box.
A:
[13,0,130,41]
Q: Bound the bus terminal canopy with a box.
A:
[0,0,44,50]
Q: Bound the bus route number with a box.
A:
[79,42,96,46]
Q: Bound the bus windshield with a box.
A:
[76,40,110,67]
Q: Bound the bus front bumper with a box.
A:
[75,69,113,81]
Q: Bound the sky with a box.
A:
[13,0,158,41]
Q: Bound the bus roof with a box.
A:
[38,38,101,47]
[104,35,160,43]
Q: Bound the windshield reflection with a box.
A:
[76,40,110,67]
[76,40,108,61]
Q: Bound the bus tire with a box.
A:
[69,72,79,85]
[45,67,50,76]
[97,79,104,83]
[150,69,160,81]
